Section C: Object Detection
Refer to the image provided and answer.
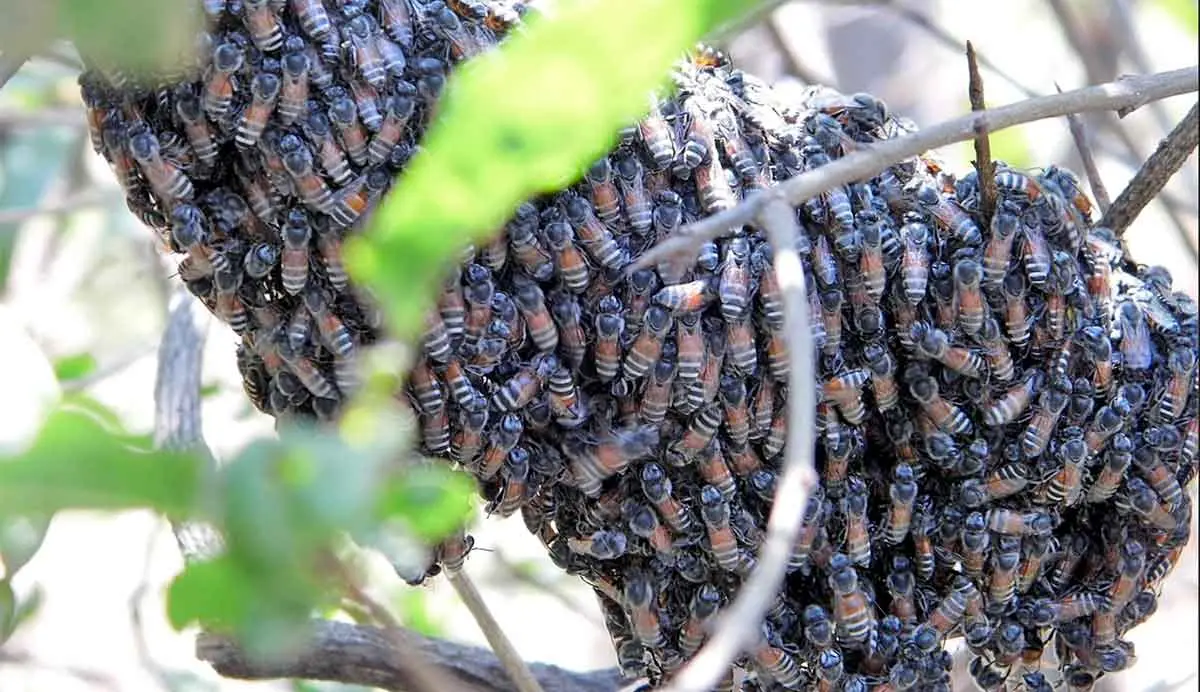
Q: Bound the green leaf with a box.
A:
[199,383,221,399]
[166,556,254,631]
[56,0,202,77]
[0,514,51,577]
[0,580,14,645]
[377,464,475,542]
[53,353,97,383]
[349,0,755,339]
[0,400,200,516]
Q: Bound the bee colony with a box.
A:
[77,1,1198,690]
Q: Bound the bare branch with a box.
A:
[1100,100,1200,237]
[448,569,546,692]
[152,287,224,563]
[634,66,1199,271]
[662,198,818,692]
[196,620,627,692]
[966,41,996,224]
[1057,82,1112,212]
[764,11,837,87]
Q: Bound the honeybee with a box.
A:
[129,129,194,205]
[882,464,917,545]
[614,154,652,234]
[986,508,1055,536]
[699,484,740,572]
[280,136,335,213]
[622,305,671,380]
[679,584,721,658]
[201,40,244,119]
[829,558,873,647]
[328,95,370,166]
[911,376,972,436]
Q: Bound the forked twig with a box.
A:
[1100,101,1200,237]
[662,198,818,692]
[1057,82,1112,212]
[448,569,546,692]
[966,41,996,224]
[634,66,1198,271]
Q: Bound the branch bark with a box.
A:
[196,620,628,692]
[633,66,1199,271]
[1100,100,1200,237]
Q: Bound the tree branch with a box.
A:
[196,620,627,692]
[1100,100,1200,237]
[661,199,818,692]
[448,569,546,692]
[966,41,996,224]
[633,66,1199,271]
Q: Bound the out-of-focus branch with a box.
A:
[0,51,29,91]
[661,199,818,692]
[196,620,627,692]
[1100,101,1200,237]
[0,106,85,128]
[634,66,1199,271]
[1057,83,1112,212]
[0,190,110,225]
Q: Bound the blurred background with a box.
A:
[0,1,1195,690]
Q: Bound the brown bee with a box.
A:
[882,464,917,545]
[829,557,873,647]
[623,573,664,649]
[369,86,418,165]
[627,503,674,559]
[653,277,716,314]
[342,14,387,88]
[329,95,370,167]
[986,508,1055,536]
[818,289,844,358]
[822,368,869,425]
[976,317,1015,383]
[983,369,1042,426]
[1022,376,1072,458]
[174,88,218,167]
[911,376,972,435]
[377,0,413,47]
[918,327,983,379]
[622,305,671,380]
[584,159,622,229]
[843,478,871,566]
[752,628,805,689]
[679,584,721,659]
[493,353,557,412]
[494,446,529,517]
[278,339,339,401]
[213,265,248,334]
[953,259,984,335]
[300,111,353,186]
[129,129,193,205]
[900,216,931,304]
[639,462,692,535]
[1084,399,1130,456]
[699,485,740,572]
[332,168,391,226]
[201,40,244,119]
[476,414,522,481]
[511,278,557,352]
[959,511,990,579]
[858,214,887,302]
[1002,270,1031,347]
[451,397,488,467]
[313,220,348,291]
[280,137,335,214]
[1156,347,1196,422]
[570,426,657,497]
[507,207,554,281]
[983,206,1020,288]
[591,295,624,382]
[614,154,652,234]
[418,405,450,454]
[236,72,280,149]
[987,535,1021,615]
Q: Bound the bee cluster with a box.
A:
[76,1,1198,690]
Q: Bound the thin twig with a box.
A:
[966,41,996,224]
[197,619,627,692]
[0,51,29,92]
[448,569,545,692]
[1100,100,1200,237]
[662,199,818,692]
[763,11,837,87]
[1057,82,1112,212]
[634,66,1199,271]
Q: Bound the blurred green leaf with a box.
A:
[199,383,221,399]
[57,0,200,76]
[377,463,475,542]
[987,128,1033,171]
[349,0,756,339]
[0,579,14,645]
[395,588,441,638]
[10,585,42,636]
[1152,0,1199,36]
[0,514,51,577]
[53,353,97,383]
[0,399,200,516]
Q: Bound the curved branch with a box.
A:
[633,66,1199,271]
[662,199,818,692]
[196,619,627,692]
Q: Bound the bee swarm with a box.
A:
[79,1,1198,690]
